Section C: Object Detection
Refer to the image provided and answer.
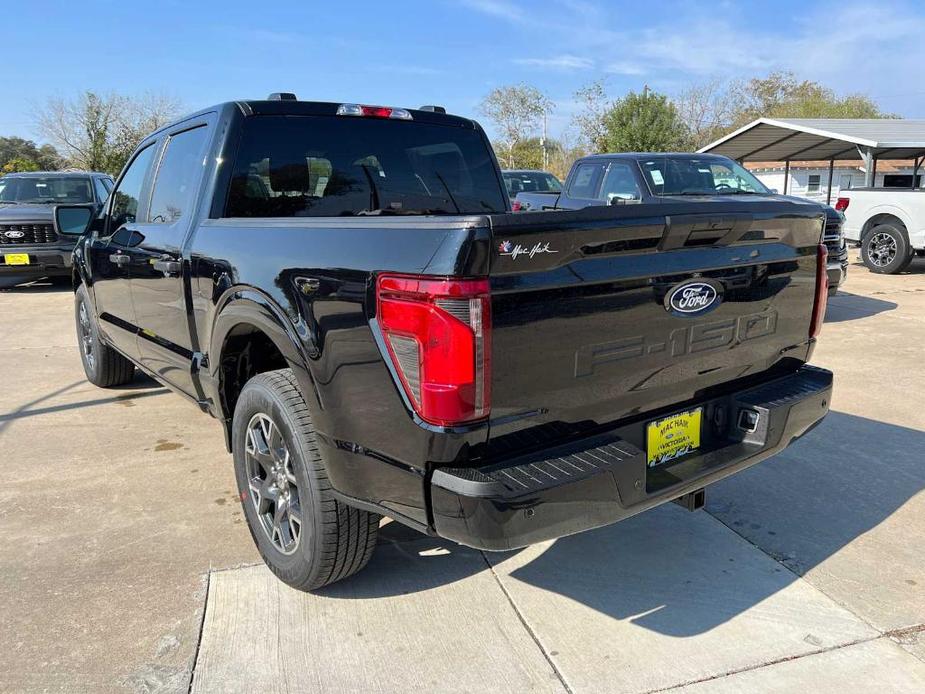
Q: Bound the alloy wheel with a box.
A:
[244,412,302,555]
[78,300,95,371]
[867,232,897,268]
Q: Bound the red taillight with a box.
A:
[809,243,828,339]
[336,103,413,120]
[376,274,491,426]
[835,197,850,212]
[511,200,523,212]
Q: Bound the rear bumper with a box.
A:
[431,365,832,550]
[0,244,74,277]
[827,255,848,293]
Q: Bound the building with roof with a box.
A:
[744,160,919,203]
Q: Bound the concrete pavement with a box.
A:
[2,253,924,693]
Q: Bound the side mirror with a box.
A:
[769,188,779,194]
[54,204,95,236]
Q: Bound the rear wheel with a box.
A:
[861,224,914,274]
[232,369,379,590]
[75,283,135,387]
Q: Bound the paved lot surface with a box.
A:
[1,253,924,693]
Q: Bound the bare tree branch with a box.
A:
[34,91,183,174]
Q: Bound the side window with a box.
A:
[93,178,110,204]
[807,174,821,193]
[148,125,209,224]
[568,163,604,199]
[599,163,641,202]
[110,145,156,232]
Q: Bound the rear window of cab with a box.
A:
[224,115,507,217]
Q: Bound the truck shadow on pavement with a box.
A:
[0,277,73,293]
[325,411,924,637]
[0,374,167,435]
[825,292,897,323]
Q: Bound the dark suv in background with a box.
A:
[0,171,113,287]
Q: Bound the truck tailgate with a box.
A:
[485,200,825,449]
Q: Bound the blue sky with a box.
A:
[3,0,924,144]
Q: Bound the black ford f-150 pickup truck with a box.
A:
[61,95,833,590]
[0,171,113,287]
[515,153,848,296]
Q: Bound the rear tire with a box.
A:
[860,224,914,274]
[232,368,379,591]
[75,283,135,387]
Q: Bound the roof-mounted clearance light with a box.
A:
[336,104,413,120]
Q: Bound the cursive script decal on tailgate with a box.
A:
[498,240,558,261]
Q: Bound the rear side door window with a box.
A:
[148,125,210,224]
[599,163,642,203]
[567,163,605,200]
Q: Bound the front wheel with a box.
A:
[861,224,914,274]
[75,283,135,387]
[232,369,379,590]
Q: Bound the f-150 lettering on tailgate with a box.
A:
[575,310,778,378]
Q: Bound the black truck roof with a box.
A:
[2,170,111,178]
[150,97,479,141]
[578,152,733,162]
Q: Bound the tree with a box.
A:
[572,79,611,152]
[479,84,552,168]
[599,90,688,153]
[728,71,894,128]
[35,91,182,174]
[493,136,561,171]
[673,79,737,150]
[2,157,41,174]
[0,136,61,171]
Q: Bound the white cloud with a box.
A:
[605,61,646,76]
[459,0,523,23]
[514,54,594,71]
[462,0,925,130]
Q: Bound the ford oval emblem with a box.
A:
[4,230,25,239]
[665,280,722,316]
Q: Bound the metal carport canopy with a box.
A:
[698,118,925,162]
[699,118,925,195]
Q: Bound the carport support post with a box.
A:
[860,147,875,187]
[783,161,790,195]
[913,157,922,189]
[826,159,835,204]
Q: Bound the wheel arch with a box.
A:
[860,211,911,241]
[209,287,318,451]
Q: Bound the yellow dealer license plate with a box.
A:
[646,408,702,467]
[4,253,30,266]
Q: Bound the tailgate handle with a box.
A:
[662,213,754,250]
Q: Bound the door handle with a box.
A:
[153,259,182,276]
[109,253,130,266]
